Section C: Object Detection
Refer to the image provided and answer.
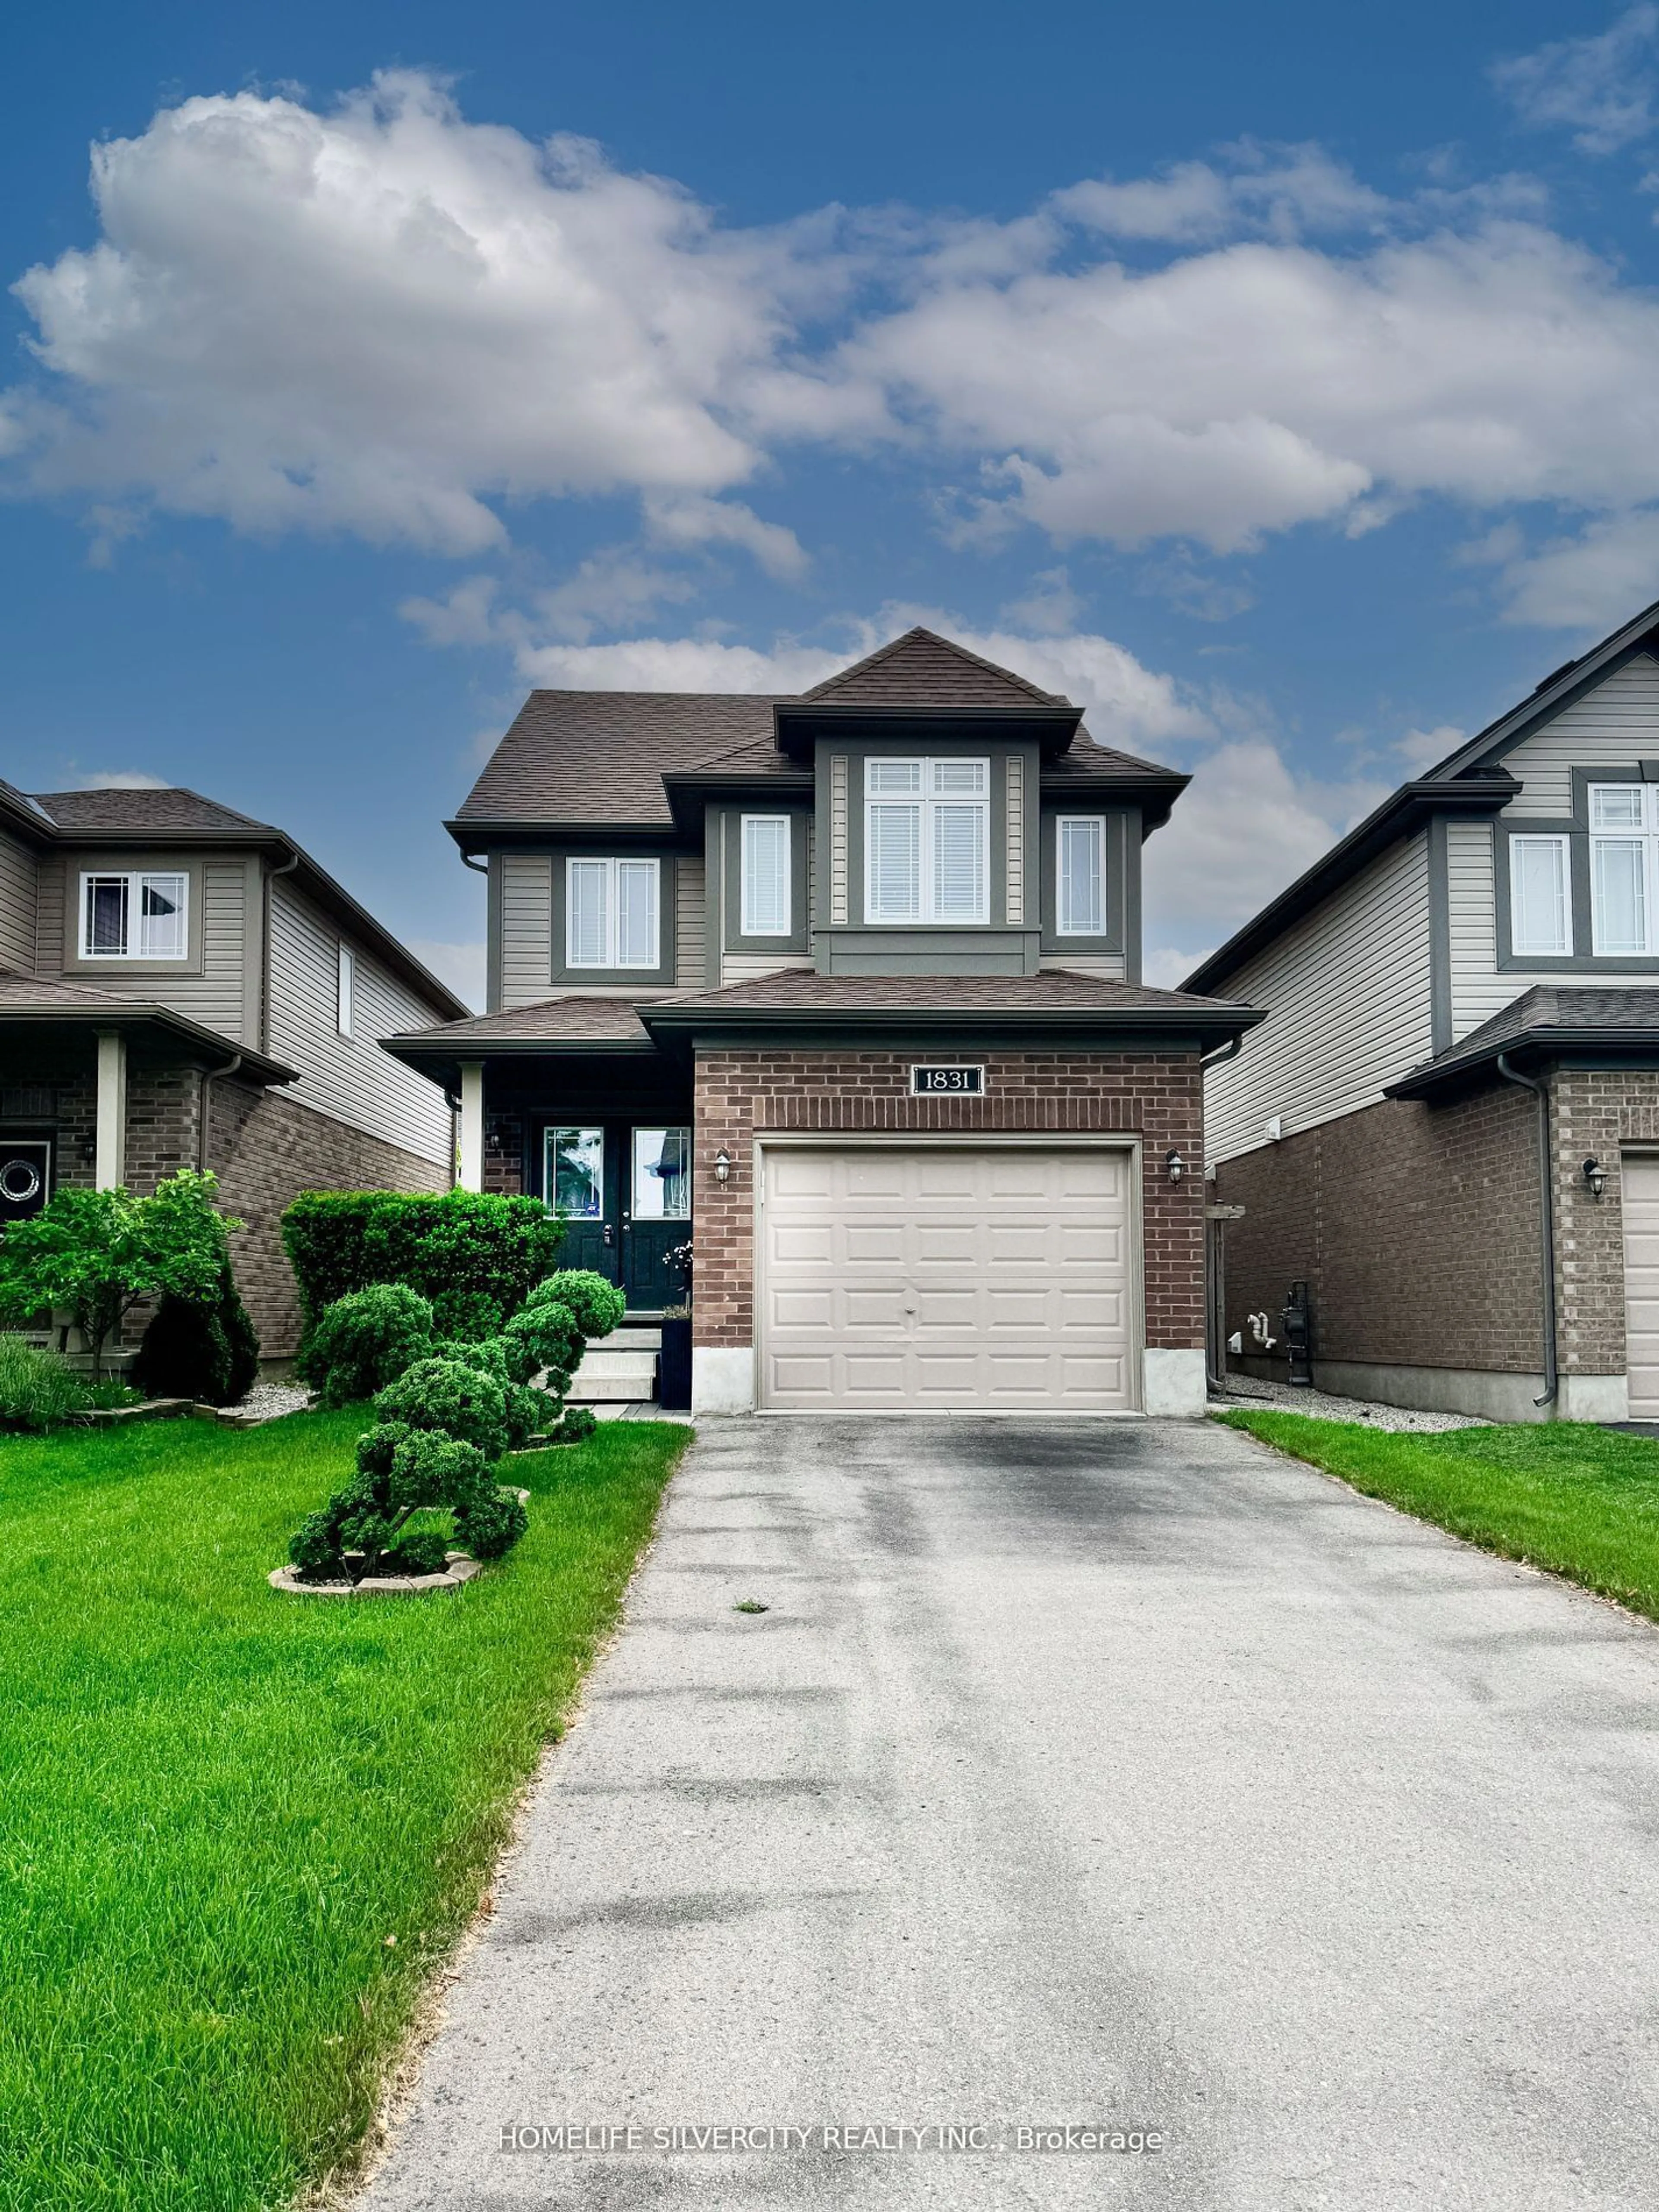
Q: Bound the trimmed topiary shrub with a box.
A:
[430,1335,513,1385]
[551,1404,598,1446]
[281,1190,565,1339]
[372,1357,509,1462]
[501,1298,584,1389]
[525,1269,625,1341]
[297,1285,435,1408]
[456,1487,529,1560]
[385,1429,492,1515]
[382,1529,451,1577]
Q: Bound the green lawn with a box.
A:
[0,1408,690,2212]
[1217,1410,1659,1622]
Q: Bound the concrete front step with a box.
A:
[568,1345,661,1404]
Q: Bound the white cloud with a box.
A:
[6,73,826,550]
[643,495,807,578]
[511,633,854,694]
[1484,507,1659,627]
[1055,144,1389,244]
[1395,723,1466,772]
[1142,741,1388,980]
[73,769,169,789]
[1493,7,1659,156]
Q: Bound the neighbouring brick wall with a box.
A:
[1213,1087,1542,1374]
[1551,1070,1659,1379]
[691,1048,1206,1353]
[209,1081,451,1358]
[483,1109,525,1197]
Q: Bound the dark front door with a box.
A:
[543,1123,689,1312]
[0,1138,52,1225]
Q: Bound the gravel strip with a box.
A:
[1210,1374,1485,1432]
[229,1381,314,1422]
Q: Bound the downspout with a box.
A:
[1497,1052,1558,1409]
[198,1053,242,1171]
[1199,1032,1244,1394]
[459,852,489,876]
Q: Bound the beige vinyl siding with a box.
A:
[675,857,705,991]
[268,883,451,1164]
[40,850,256,1044]
[1504,652,1659,815]
[498,853,554,1010]
[1039,950,1128,980]
[1205,831,1433,1166]
[0,828,38,973]
[721,950,814,985]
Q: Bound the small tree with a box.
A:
[0,1171,238,1379]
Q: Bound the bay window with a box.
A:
[1056,816,1106,935]
[865,758,988,924]
[79,871,188,960]
[566,858,660,969]
[740,815,791,936]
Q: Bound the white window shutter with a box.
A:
[868,803,921,920]
[616,860,659,967]
[1510,836,1571,957]
[741,818,790,935]
[568,861,609,967]
[932,801,985,921]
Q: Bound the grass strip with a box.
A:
[0,1408,690,2212]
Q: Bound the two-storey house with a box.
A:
[386,628,1260,1416]
[1189,594,1659,1423]
[0,780,465,1357]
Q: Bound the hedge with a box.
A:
[281,1191,564,1341]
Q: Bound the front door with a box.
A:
[543,1124,690,1312]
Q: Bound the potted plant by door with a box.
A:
[659,1240,693,1410]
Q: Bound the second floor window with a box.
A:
[567,857,659,969]
[1056,816,1106,935]
[80,871,188,960]
[741,815,791,936]
[1589,783,1659,956]
[865,758,988,925]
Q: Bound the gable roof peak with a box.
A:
[801,625,1069,709]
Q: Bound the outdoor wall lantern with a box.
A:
[485,1127,502,1156]
[1166,1149,1186,1184]
[712,1148,732,1184]
[1582,1155,1607,1201]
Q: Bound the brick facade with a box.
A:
[1213,1087,1543,1375]
[690,1048,1206,1354]
[1550,1070,1659,1379]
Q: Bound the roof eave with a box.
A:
[1386,1023,1659,1099]
[0,1001,296,1084]
[770,701,1084,759]
[1183,776,1519,995]
[638,1001,1265,1050]
[445,817,683,852]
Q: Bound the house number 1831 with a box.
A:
[909,1065,985,1095]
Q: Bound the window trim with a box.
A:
[1588,781,1656,957]
[564,856,661,971]
[1509,833,1573,959]
[1055,814,1108,938]
[78,868,191,963]
[862,756,990,927]
[739,814,792,938]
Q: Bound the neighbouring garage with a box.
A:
[756,1138,1137,1411]
[1622,1151,1659,1418]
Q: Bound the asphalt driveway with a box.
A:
[358,1417,1659,2210]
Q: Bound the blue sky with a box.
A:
[6,1,1659,999]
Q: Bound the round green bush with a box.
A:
[386,1429,492,1515]
[383,1529,451,1576]
[502,1298,583,1386]
[525,1270,624,1340]
[133,1255,261,1407]
[299,1284,434,1408]
[457,1486,528,1560]
[553,1405,598,1445]
[372,1356,509,1461]
[430,1335,513,1384]
[355,1421,417,1481]
[289,1508,343,1579]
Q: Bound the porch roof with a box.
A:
[1387,985,1659,1099]
[0,969,295,1084]
[380,995,658,1088]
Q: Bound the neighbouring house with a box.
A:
[1188,594,1659,1424]
[0,779,466,1359]
[383,627,1260,1415]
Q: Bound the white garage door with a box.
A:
[1623,1153,1659,1417]
[758,1144,1135,1411]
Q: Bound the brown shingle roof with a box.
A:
[0,969,137,1011]
[1388,985,1659,1098]
[385,995,653,1047]
[650,968,1250,1015]
[455,693,782,826]
[31,787,274,833]
[801,626,1065,708]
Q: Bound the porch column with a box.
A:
[458,1061,485,1192]
[94,1030,127,1190]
